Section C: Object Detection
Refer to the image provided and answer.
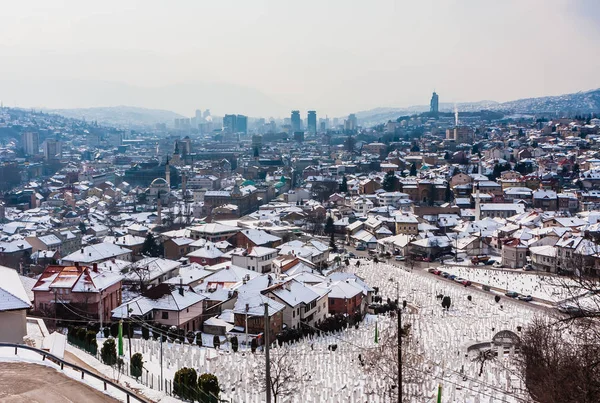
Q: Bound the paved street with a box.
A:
[0,362,118,403]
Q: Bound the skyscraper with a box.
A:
[236,115,248,134]
[43,139,61,161]
[291,110,302,132]
[21,132,39,156]
[307,111,317,134]
[223,114,237,133]
[430,91,439,116]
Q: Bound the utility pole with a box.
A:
[397,307,402,403]
[264,302,272,403]
[160,331,164,390]
[127,303,132,363]
[245,304,249,352]
[54,290,58,329]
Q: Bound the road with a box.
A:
[342,244,555,313]
[0,362,118,402]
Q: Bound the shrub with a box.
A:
[173,367,198,401]
[141,326,150,340]
[103,327,110,338]
[495,295,501,303]
[130,352,144,379]
[186,332,195,344]
[76,327,87,342]
[86,330,96,345]
[251,338,257,353]
[101,338,118,366]
[231,336,238,352]
[467,295,472,302]
[198,373,220,402]
[213,335,220,349]
[110,323,119,338]
[196,335,203,347]
[442,296,452,310]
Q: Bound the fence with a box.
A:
[67,340,228,402]
[0,343,151,403]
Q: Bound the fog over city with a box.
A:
[0,0,599,116]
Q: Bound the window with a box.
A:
[293,310,295,318]
[187,308,189,313]
[162,312,169,320]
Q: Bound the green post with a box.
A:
[118,319,124,356]
[437,383,442,403]
[374,320,379,344]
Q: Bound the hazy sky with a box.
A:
[0,0,599,117]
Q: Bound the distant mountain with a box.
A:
[47,106,185,128]
[353,89,600,126]
[0,78,287,123]
[496,88,600,114]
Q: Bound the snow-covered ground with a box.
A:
[440,266,580,303]
[14,261,546,402]
[71,260,540,402]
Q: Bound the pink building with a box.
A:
[33,263,123,324]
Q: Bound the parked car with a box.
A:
[461,280,472,286]
[428,268,437,273]
[505,291,519,298]
[523,264,534,271]
[455,257,465,262]
[492,261,502,268]
[518,295,533,302]
[356,245,366,251]
[395,256,405,261]
[448,274,457,281]
[433,269,442,275]
[484,260,494,265]
[441,272,450,278]
[348,252,356,258]
[423,257,432,262]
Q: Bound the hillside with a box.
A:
[353,89,600,126]
[46,106,185,128]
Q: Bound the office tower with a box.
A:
[291,110,302,132]
[430,91,439,116]
[307,110,317,134]
[236,114,248,134]
[21,132,39,156]
[43,139,61,161]
[344,114,357,132]
[203,109,211,119]
[223,114,237,133]
[195,109,203,122]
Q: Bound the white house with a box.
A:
[231,247,278,273]
[0,265,32,343]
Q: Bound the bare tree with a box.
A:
[256,346,311,403]
[516,316,600,403]
[361,321,422,402]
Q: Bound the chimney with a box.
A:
[245,303,249,313]
[92,263,98,273]
[179,278,184,296]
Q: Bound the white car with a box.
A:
[492,261,502,268]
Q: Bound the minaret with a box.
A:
[475,182,481,221]
[165,157,171,189]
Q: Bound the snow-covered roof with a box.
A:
[0,265,31,311]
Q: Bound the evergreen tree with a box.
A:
[445,183,454,202]
[198,373,220,403]
[324,216,335,235]
[409,163,417,177]
[339,175,348,193]
[329,232,337,252]
[130,352,144,379]
[142,233,163,257]
[410,143,420,152]
[382,170,396,192]
[253,146,260,158]
[444,151,451,160]
[101,338,117,366]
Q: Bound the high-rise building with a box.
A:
[291,110,302,132]
[43,139,61,161]
[203,109,211,119]
[223,114,237,133]
[430,92,439,116]
[344,114,358,132]
[307,111,317,134]
[236,115,248,134]
[195,109,203,121]
[21,132,39,156]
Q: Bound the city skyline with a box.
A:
[0,0,599,117]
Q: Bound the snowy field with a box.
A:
[68,260,540,403]
[440,266,580,303]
